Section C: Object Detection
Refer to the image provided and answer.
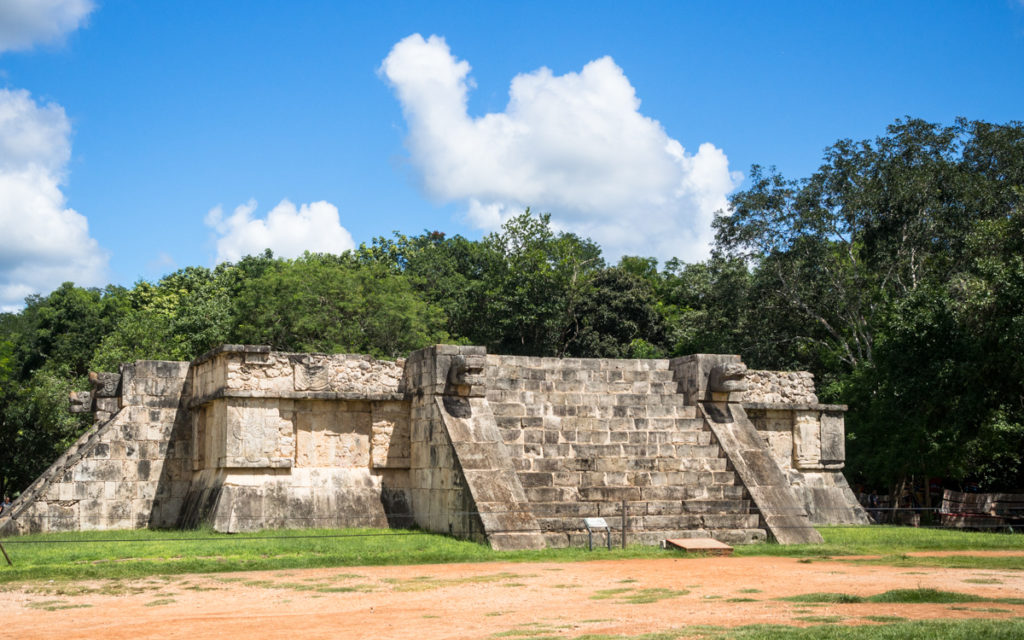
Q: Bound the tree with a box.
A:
[474,211,605,356]
[716,117,1024,490]
[231,254,448,358]
[564,266,666,358]
[90,267,234,371]
[0,371,91,497]
[357,231,485,345]
[16,283,126,378]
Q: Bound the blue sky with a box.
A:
[1,1,1022,310]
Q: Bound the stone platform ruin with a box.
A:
[0,345,868,548]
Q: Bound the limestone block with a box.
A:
[224,401,294,468]
[73,459,124,483]
[89,371,122,397]
[370,419,395,467]
[68,390,92,413]
[293,358,330,391]
[793,411,822,469]
[742,370,819,405]
[819,412,845,464]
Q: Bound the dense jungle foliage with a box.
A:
[2,117,1022,499]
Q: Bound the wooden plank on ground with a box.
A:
[664,538,733,556]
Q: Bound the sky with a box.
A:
[0,0,1022,311]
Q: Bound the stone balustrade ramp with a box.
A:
[435,396,546,550]
[699,402,823,545]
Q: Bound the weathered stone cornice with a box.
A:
[188,387,408,408]
[741,402,847,412]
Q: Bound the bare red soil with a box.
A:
[4,552,1024,639]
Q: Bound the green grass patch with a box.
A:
[384,571,524,592]
[781,592,865,604]
[563,619,1024,639]
[316,584,375,593]
[0,527,666,583]
[1,524,1023,585]
[861,615,906,623]
[492,622,566,638]
[782,588,1024,606]
[847,554,1024,571]
[732,525,1024,558]
[868,588,981,604]
[793,615,844,623]
[590,587,635,600]
[620,588,690,604]
[25,599,93,611]
[144,598,176,607]
[587,586,689,604]
[963,577,1002,584]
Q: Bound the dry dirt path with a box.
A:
[3,552,1024,639]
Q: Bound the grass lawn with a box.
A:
[0,525,1021,583]
[558,619,1024,639]
[732,525,1024,558]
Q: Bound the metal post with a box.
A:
[621,499,627,549]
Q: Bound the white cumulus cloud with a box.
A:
[205,199,356,264]
[381,34,741,263]
[0,88,107,312]
[0,0,95,53]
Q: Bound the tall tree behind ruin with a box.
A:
[714,117,1024,491]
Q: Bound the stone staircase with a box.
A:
[485,356,765,547]
[0,408,121,535]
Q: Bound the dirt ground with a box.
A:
[3,551,1023,640]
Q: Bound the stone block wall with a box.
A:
[181,346,410,532]
[401,345,487,542]
[0,361,191,535]
[742,369,868,525]
[743,370,818,405]
[484,355,763,546]
[191,345,404,398]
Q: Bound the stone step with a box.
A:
[517,467,732,489]
[497,420,710,441]
[489,400,699,421]
[507,450,727,472]
[486,365,679,387]
[524,498,752,518]
[644,499,753,515]
[540,528,768,549]
[512,456,731,477]
[532,512,761,533]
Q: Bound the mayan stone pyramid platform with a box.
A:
[0,345,868,548]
